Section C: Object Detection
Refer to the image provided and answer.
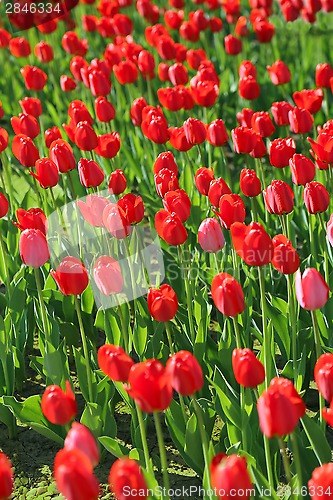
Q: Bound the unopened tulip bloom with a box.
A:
[210,454,252,500]
[109,458,148,500]
[12,134,39,167]
[314,353,333,402]
[0,453,13,499]
[108,170,127,195]
[11,113,40,139]
[295,268,329,310]
[14,207,47,234]
[238,76,260,100]
[293,88,323,114]
[49,139,76,173]
[155,209,187,246]
[263,180,294,215]
[308,463,333,499]
[232,348,265,387]
[78,195,109,227]
[166,351,204,396]
[195,167,215,196]
[198,218,225,253]
[78,158,104,188]
[308,132,333,165]
[98,344,134,382]
[93,256,123,295]
[303,181,330,214]
[51,257,89,296]
[54,448,99,500]
[269,137,296,168]
[20,65,47,91]
[232,127,257,154]
[316,63,333,88]
[41,381,77,425]
[31,158,59,188]
[289,154,316,185]
[0,193,9,218]
[218,193,246,229]
[19,229,50,268]
[125,359,173,413]
[271,101,293,126]
[183,117,206,145]
[163,189,191,222]
[64,423,100,468]
[251,111,276,137]
[207,119,228,146]
[211,273,245,317]
[257,377,306,438]
[154,151,178,176]
[239,169,261,197]
[95,132,121,158]
[230,222,274,266]
[327,214,333,247]
[271,234,300,274]
[147,284,178,322]
[289,107,314,134]
[266,60,291,85]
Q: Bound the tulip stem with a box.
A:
[136,405,155,478]
[192,396,212,500]
[153,412,170,500]
[1,153,15,216]
[290,432,303,497]
[310,310,324,428]
[164,322,174,355]
[308,215,317,264]
[116,301,130,354]
[287,275,298,388]
[251,197,258,222]
[74,295,94,403]
[318,213,330,286]
[278,438,293,494]
[34,267,50,345]
[178,245,195,342]
[232,316,242,348]
[0,231,11,301]
[258,266,271,387]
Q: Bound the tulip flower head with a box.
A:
[295,268,329,310]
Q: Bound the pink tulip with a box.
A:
[327,214,333,247]
[295,268,329,310]
[19,228,50,268]
[64,423,100,468]
[93,256,124,295]
[198,218,225,253]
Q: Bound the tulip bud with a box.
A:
[108,169,127,195]
[50,257,89,296]
[239,168,261,197]
[0,453,13,500]
[303,181,330,214]
[232,348,265,387]
[41,381,77,425]
[295,268,329,310]
[147,284,178,322]
[166,351,204,396]
[210,454,252,500]
[211,273,245,317]
[198,218,225,253]
[109,458,148,500]
[19,229,50,268]
[93,256,124,295]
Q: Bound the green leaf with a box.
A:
[99,436,129,458]
[301,414,331,465]
[80,403,103,438]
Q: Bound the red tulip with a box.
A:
[289,107,314,134]
[253,19,275,42]
[95,97,116,122]
[95,132,121,158]
[232,127,257,154]
[190,78,219,107]
[41,381,77,425]
[271,101,293,126]
[147,284,178,322]
[239,60,257,79]
[269,137,296,168]
[230,221,274,266]
[0,452,13,498]
[157,87,183,112]
[289,154,316,185]
[211,273,245,317]
[109,458,148,500]
[224,34,242,55]
[236,108,254,128]
[19,97,42,118]
[78,195,109,227]
[118,194,144,225]
[303,181,330,214]
[125,359,173,412]
[9,37,31,57]
[64,422,100,468]
[78,158,104,188]
[168,62,188,86]
[155,209,187,246]
[45,127,62,148]
[93,256,124,296]
[0,29,11,48]
[207,119,228,146]
[20,65,47,91]
[11,113,40,139]
[75,121,98,151]
[195,167,215,196]
[266,60,291,85]
[98,344,133,383]
[68,100,93,126]
[308,132,333,165]
[293,88,323,114]
[49,139,76,173]
[163,189,191,222]
[308,463,333,500]
[271,234,300,274]
[239,76,260,100]
[166,351,204,396]
[51,257,89,296]
[208,178,232,207]
[103,203,131,239]
[0,193,8,219]
[30,158,59,189]
[114,60,138,84]
[198,218,225,253]
[12,134,40,167]
[210,454,252,500]
[263,180,294,215]
[60,75,77,92]
[158,62,170,82]
[183,118,206,146]
[154,168,179,198]
[54,448,99,500]
[257,377,306,438]
[179,21,200,42]
[108,169,127,195]
[251,111,275,137]
[0,128,9,153]
[232,348,265,387]
[218,193,246,229]
[14,207,47,234]
[239,168,261,197]
[34,41,53,63]
[314,353,333,402]
[316,63,333,88]
[154,151,178,176]
[89,69,111,97]
[295,268,329,310]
